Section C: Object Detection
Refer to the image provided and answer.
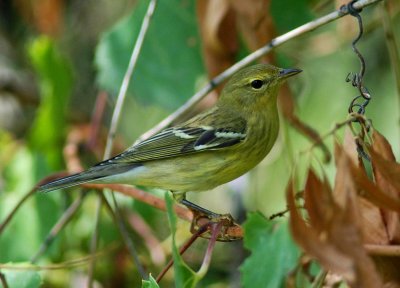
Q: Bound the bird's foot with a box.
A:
[180,198,242,241]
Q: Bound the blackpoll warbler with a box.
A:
[38,64,301,214]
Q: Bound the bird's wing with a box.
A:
[102,112,247,165]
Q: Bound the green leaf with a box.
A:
[165,193,200,288]
[27,36,73,170]
[0,148,41,261]
[95,0,205,110]
[240,213,300,288]
[0,146,62,262]
[270,0,313,33]
[2,264,42,288]
[141,274,160,288]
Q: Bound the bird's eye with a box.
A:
[251,79,264,89]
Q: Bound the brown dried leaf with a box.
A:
[371,130,400,243]
[15,0,64,36]
[197,0,238,84]
[304,170,334,233]
[349,155,400,214]
[370,148,400,195]
[341,128,360,165]
[333,140,359,210]
[197,0,274,89]
[286,180,355,280]
[292,165,382,287]
[327,198,383,288]
[323,145,382,286]
[373,256,400,286]
[372,130,396,162]
[329,143,383,286]
[229,0,274,62]
[358,197,390,245]
[381,206,400,244]
[334,141,389,245]
[355,169,400,213]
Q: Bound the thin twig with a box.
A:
[99,191,117,222]
[0,171,70,236]
[365,244,400,256]
[89,0,157,282]
[103,0,157,159]
[196,222,222,278]
[156,224,209,283]
[139,0,383,141]
[30,192,86,263]
[300,115,360,155]
[269,208,289,220]
[127,212,166,265]
[87,91,108,151]
[85,183,192,221]
[0,272,8,288]
[311,270,328,288]
[0,246,116,271]
[111,201,147,278]
[87,195,103,288]
[0,188,36,235]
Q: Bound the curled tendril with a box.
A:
[342,0,372,160]
[344,0,371,115]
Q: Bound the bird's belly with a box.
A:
[113,151,259,192]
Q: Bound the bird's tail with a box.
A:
[37,170,103,193]
[37,162,136,193]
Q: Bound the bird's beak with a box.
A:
[279,68,302,78]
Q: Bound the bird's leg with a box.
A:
[172,191,219,217]
[172,192,242,241]
[180,198,220,218]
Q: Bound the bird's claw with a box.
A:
[189,210,243,242]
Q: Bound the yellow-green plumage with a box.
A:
[38,64,301,197]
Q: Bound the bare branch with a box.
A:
[30,193,85,263]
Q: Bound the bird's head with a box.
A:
[219,63,302,109]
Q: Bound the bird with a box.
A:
[37,63,301,215]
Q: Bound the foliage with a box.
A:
[141,274,160,288]
[270,0,313,33]
[287,130,400,287]
[165,193,200,287]
[95,0,204,110]
[241,213,300,288]
[0,0,399,287]
[28,36,73,170]
[1,264,41,288]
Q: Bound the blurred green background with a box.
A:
[0,0,398,287]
